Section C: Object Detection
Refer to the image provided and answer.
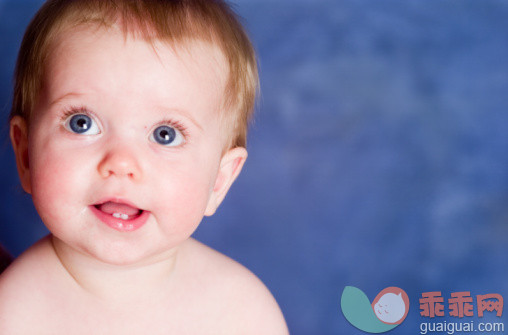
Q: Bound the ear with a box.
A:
[10,116,31,194]
[205,147,247,216]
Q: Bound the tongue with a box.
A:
[98,201,140,216]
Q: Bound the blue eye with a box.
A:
[64,114,100,135]
[151,125,184,146]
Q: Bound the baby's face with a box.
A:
[14,26,242,265]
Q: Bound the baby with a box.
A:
[0,0,288,334]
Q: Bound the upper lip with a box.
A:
[92,197,145,212]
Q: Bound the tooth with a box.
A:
[113,213,121,218]
[120,214,129,220]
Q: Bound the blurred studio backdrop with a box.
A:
[1,0,507,334]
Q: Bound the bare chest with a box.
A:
[12,287,236,335]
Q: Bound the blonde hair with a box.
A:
[11,0,258,149]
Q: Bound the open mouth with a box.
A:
[91,200,149,232]
[94,201,143,220]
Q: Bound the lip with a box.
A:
[90,198,149,232]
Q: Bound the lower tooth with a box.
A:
[112,213,129,220]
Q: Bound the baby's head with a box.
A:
[11,0,258,150]
[9,0,258,265]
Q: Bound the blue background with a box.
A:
[1,0,507,334]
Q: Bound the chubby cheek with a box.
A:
[28,135,93,231]
[150,154,218,240]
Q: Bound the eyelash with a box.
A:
[60,106,189,142]
[156,118,189,140]
[61,106,95,122]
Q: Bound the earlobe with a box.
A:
[10,116,31,194]
[205,147,247,216]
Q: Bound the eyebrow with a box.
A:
[48,92,86,108]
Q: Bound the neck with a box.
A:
[50,235,179,304]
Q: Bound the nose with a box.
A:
[97,145,142,181]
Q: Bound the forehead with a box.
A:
[42,25,229,117]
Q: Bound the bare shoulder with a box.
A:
[0,236,59,332]
[179,238,289,335]
[0,235,53,295]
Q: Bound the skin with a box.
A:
[0,26,288,334]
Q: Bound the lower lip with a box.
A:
[90,206,150,232]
